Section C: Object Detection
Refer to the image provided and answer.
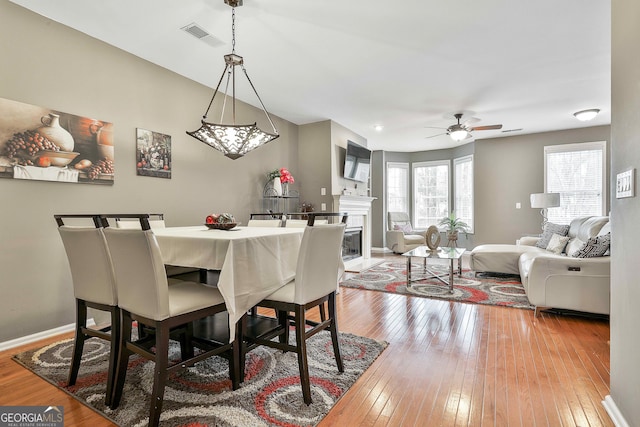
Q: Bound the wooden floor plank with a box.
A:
[0,253,613,427]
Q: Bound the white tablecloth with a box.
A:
[153,226,304,341]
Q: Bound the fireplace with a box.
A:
[342,227,363,261]
[333,195,379,272]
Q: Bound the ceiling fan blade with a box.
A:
[463,117,481,126]
[425,132,447,139]
[424,126,446,130]
[471,124,503,131]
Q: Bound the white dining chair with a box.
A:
[104,225,239,427]
[247,219,282,227]
[56,218,119,407]
[243,223,346,404]
[115,214,165,230]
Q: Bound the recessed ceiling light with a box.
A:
[374,125,384,132]
[573,109,600,121]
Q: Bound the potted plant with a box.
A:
[438,212,470,246]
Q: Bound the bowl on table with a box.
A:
[204,222,238,230]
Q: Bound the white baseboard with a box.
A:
[603,395,631,427]
[0,319,94,352]
[372,246,392,253]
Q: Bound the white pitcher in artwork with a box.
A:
[38,113,74,152]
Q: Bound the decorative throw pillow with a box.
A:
[536,223,570,249]
[393,223,412,233]
[565,237,585,256]
[571,233,611,258]
[546,233,570,254]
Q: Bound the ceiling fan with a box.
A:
[426,113,503,142]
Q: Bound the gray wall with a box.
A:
[0,0,299,341]
[372,126,611,250]
[298,121,331,211]
[473,126,611,246]
[610,0,640,425]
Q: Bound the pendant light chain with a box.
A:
[231,7,236,54]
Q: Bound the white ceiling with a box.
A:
[10,0,611,152]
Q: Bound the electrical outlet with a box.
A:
[516,202,521,209]
[321,203,326,211]
[321,187,326,196]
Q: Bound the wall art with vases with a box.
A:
[0,97,114,185]
[136,128,171,179]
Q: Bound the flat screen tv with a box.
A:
[343,140,371,183]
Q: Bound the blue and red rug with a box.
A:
[13,331,386,427]
[340,260,533,310]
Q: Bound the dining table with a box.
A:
[153,225,305,342]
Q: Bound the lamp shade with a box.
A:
[530,193,560,208]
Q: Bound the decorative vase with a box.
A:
[272,177,283,196]
[282,182,289,196]
[446,230,459,247]
[38,113,75,152]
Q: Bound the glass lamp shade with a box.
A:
[449,129,469,142]
[530,192,561,208]
[187,121,279,160]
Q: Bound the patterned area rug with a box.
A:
[13,331,386,427]
[341,260,533,310]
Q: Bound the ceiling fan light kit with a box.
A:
[186,0,279,159]
[426,113,503,142]
[573,109,600,121]
[449,127,469,142]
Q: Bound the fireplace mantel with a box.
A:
[333,195,380,272]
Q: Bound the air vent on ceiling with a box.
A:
[181,23,225,48]
[501,128,523,133]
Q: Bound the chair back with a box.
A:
[58,226,118,306]
[388,212,412,231]
[103,228,171,320]
[285,219,313,228]
[293,224,346,304]
[247,219,282,227]
[115,214,165,230]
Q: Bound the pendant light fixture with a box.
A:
[187,0,279,159]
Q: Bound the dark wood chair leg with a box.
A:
[68,299,87,387]
[149,323,170,427]
[179,322,194,360]
[277,310,289,345]
[319,302,327,322]
[327,293,344,372]
[110,311,133,410]
[294,305,312,405]
[105,305,121,407]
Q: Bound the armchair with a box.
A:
[386,212,427,253]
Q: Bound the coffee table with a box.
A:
[402,246,466,293]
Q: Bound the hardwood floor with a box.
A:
[0,255,611,426]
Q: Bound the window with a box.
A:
[386,162,409,214]
[454,155,474,233]
[413,160,449,228]
[544,141,606,225]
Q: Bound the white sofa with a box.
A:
[469,216,610,316]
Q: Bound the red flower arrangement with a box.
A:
[279,167,294,184]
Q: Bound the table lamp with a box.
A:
[530,193,560,230]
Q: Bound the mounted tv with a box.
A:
[343,140,371,183]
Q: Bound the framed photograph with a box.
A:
[0,97,114,185]
[136,128,171,179]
